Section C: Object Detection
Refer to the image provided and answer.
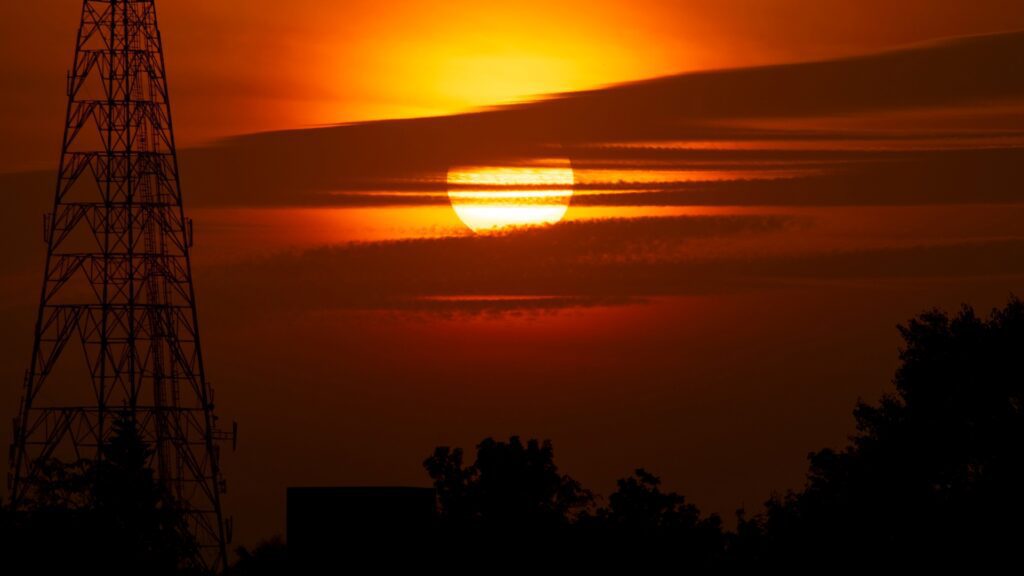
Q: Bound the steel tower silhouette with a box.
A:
[7,1,232,572]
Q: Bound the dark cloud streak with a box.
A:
[4,31,1024,211]
[196,214,1024,314]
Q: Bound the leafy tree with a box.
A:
[423,445,477,525]
[578,468,724,567]
[93,416,199,575]
[753,296,1024,568]
[600,468,705,531]
[424,435,593,531]
[8,414,199,575]
[423,438,728,570]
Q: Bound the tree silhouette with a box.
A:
[92,416,199,575]
[7,414,198,575]
[424,435,593,531]
[600,468,705,531]
[422,437,731,570]
[751,296,1024,568]
[9,296,1020,573]
[576,468,724,568]
[422,445,477,525]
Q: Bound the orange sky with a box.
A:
[2,0,1024,171]
[2,0,1024,547]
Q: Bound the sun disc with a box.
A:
[446,159,575,233]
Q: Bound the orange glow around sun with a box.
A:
[447,159,575,232]
[306,0,700,123]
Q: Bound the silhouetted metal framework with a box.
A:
[7,1,232,572]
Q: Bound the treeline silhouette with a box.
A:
[1,416,201,575]
[4,296,1023,573]
[420,437,728,570]
[236,295,1024,572]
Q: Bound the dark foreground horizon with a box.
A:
[4,296,1023,573]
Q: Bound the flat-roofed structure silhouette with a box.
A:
[287,486,436,569]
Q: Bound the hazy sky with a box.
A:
[2,0,1024,547]
[1,0,1023,171]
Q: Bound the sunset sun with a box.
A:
[446,158,575,232]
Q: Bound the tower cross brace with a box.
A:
[7,1,232,572]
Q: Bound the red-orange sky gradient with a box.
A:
[2,0,1024,547]
[3,0,1024,171]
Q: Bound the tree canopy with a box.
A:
[424,435,593,531]
[419,297,1024,568]
[750,296,1024,568]
[5,414,199,576]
